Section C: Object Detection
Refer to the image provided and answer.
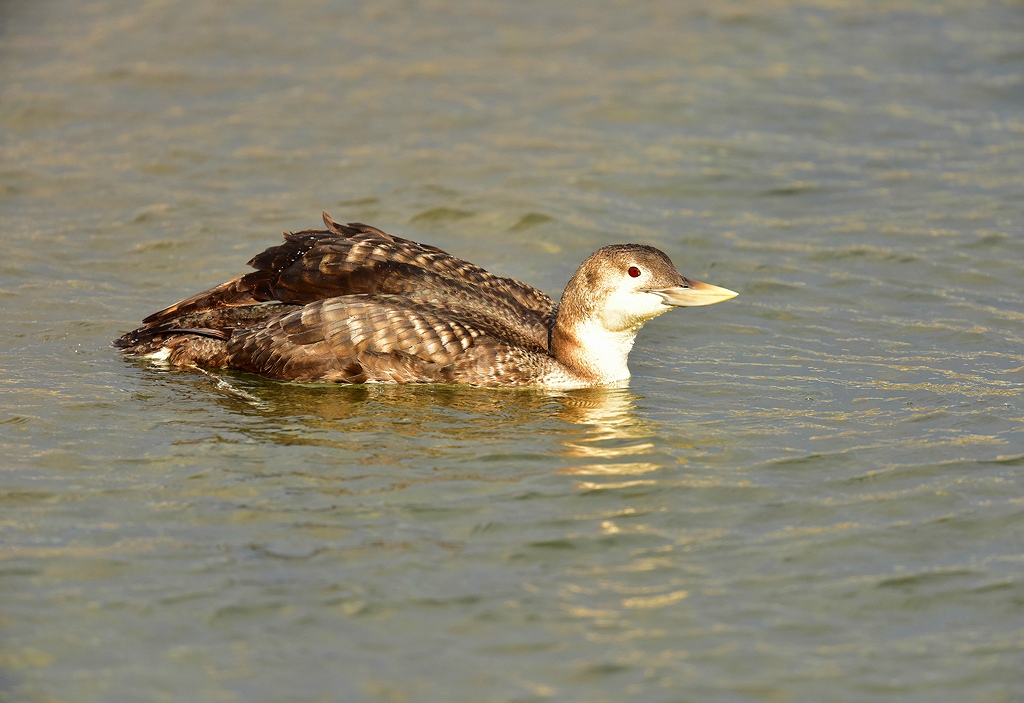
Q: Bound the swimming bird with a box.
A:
[115,213,737,388]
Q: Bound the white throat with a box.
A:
[562,318,641,384]
[553,288,675,385]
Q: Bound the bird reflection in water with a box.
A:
[552,386,675,492]
[152,368,659,450]
[146,368,684,497]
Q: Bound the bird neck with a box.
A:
[549,302,638,385]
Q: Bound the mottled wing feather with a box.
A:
[140,214,555,345]
[116,303,294,354]
[222,295,555,385]
[444,343,574,387]
[256,219,556,322]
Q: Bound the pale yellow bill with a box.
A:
[649,279,739,307]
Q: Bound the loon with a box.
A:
[114,212,737,388]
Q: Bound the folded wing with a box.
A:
[139,213,555,347]
[221,295,558,385]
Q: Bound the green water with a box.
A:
[2,0,1023,701]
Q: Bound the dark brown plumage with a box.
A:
[115,212,737,387]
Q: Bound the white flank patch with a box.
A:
[143,347,172,362]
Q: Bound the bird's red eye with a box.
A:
[628,266,641,278]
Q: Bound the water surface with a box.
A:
[2,1,1023,701]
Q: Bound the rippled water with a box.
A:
[2,0,1023,701]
